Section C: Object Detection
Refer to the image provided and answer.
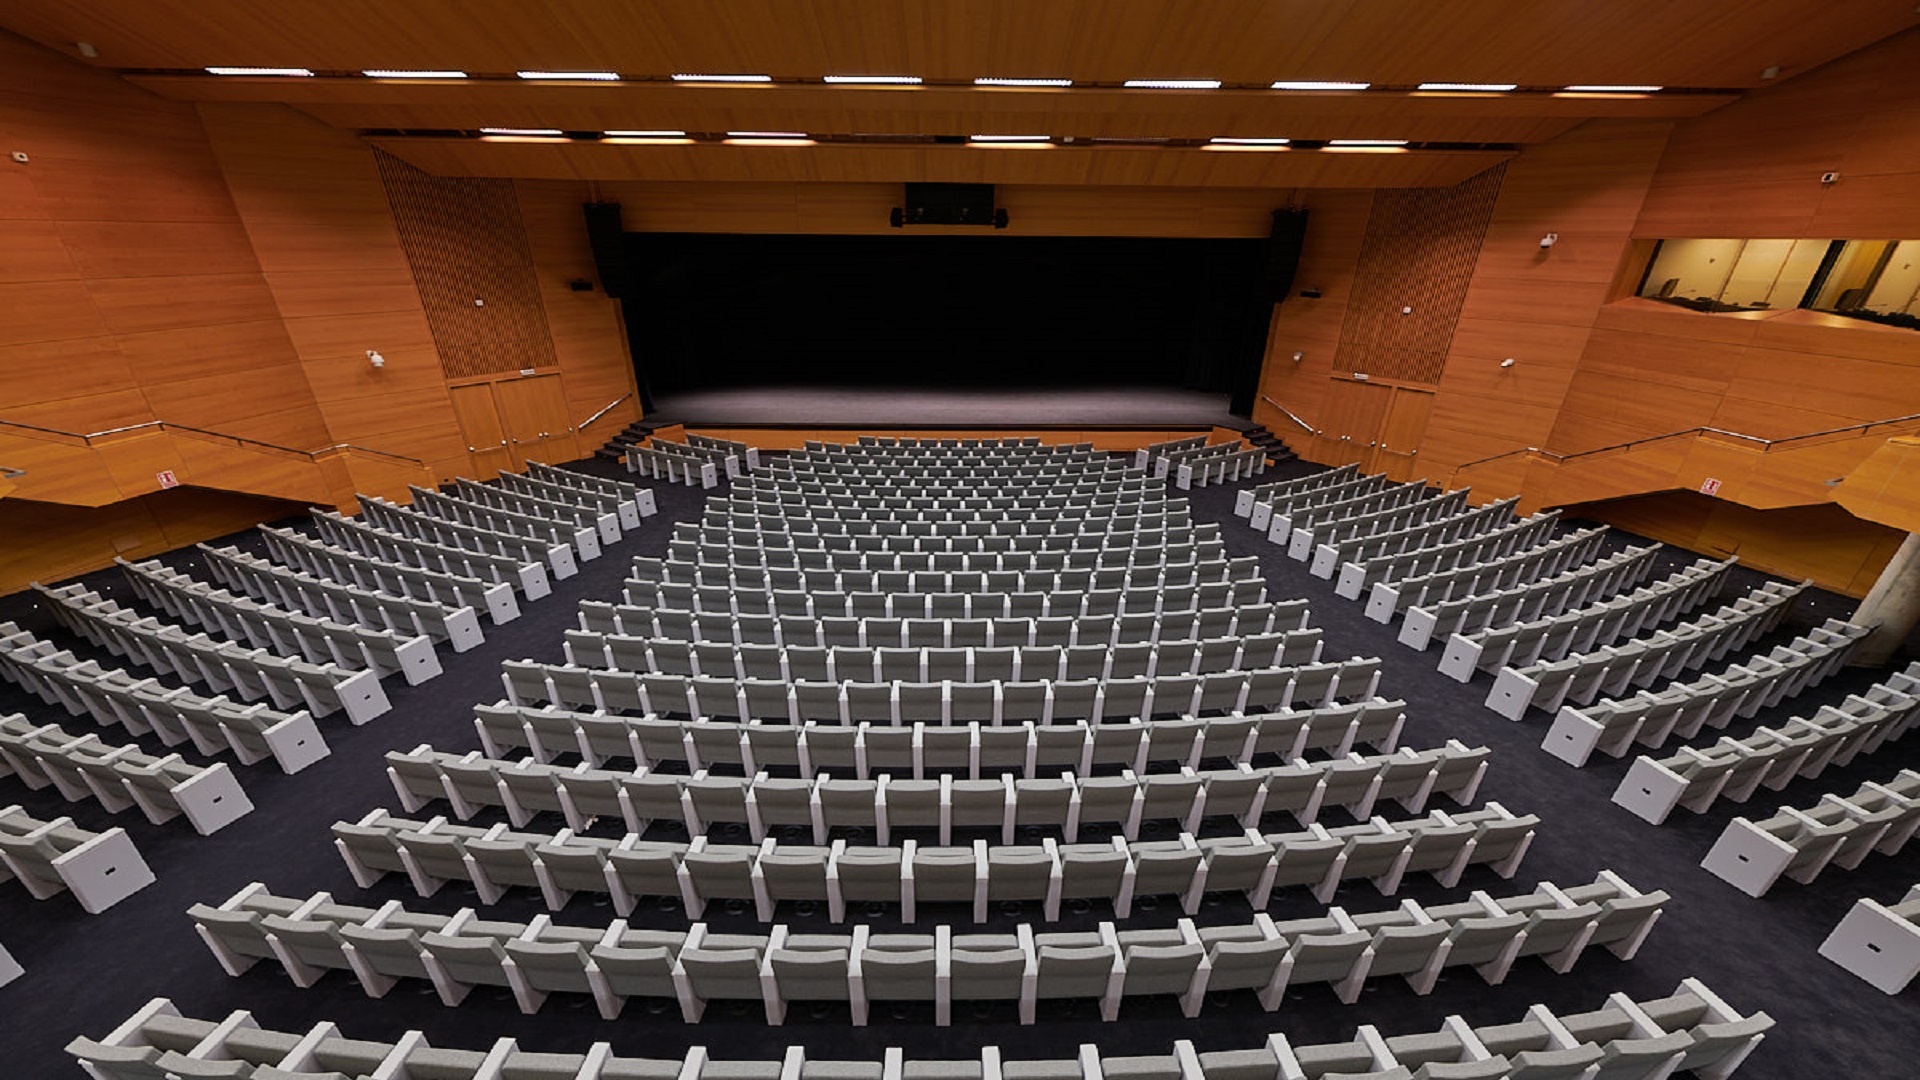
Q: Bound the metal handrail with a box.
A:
[1259,396,1321,436]
[0,417,426,467]
[1448,410,1920,476]
[0,466,23,479]
[578,393,634,433]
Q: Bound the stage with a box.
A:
[648,385,1244,429]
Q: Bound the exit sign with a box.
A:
[156,470,179,489]
[1699,477,1721,496]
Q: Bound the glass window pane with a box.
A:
[1865,240,1920,316]
[1641,238,1746,302]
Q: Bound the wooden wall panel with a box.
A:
[1572,491,1903,599]
[1636,27,1920,239]
[198,102,469,477]
[514,180,642,434]
[0,488,305,595]
[0,30,326,448]
[1333,166,1506,385]
[1252,190,1373,447]
[1420,120,1673,477]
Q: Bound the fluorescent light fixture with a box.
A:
[1209,137,1290,145]
[672,73,773,83]
[362,69,467,79]
[604,129,687,138]
[968,134,1051,142]
[1124,79,1222,90]
[480,127,564,136]
[205,66,314,77]
[516,70,619,81]
[1270,80,1370,91]
[726,130,808,138]
[1417,82,1517,91]
[974,77,1073,87]
[1563,84,1663,93]
[1327,139,1409,146]
[823,75,921,85]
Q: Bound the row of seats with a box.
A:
[721,475,1172,507]
[0,802,153,913]
[1362,525,1610,625]
[662,537,1225,574]
[577,599,1308,648]
[702,505,1191,536]
[0,714,252,835]
[197,543,485,653]
[508,462,658,530]
[332,801,1535,918]
[620,579,1272,620]
[1242,467,1381,533]
[357,495,578,580]
[37,584,391,725]
[117,557,441,686]
[629,559,1247,597]
[1266,480,1436,550]
[311,507,552,599]
[1174,445,1267,489]
[1612,677,1920,824]
[1436,556,1736,683]
[1540,621,1868,767]
[494,657,1386,724]
[383,741,1490,838]
[1395,544,1660,652]
[1303,493,1508,577]
[0,622,329,773]
[629,441,724,487]
[673,521,1221,555]
[261,523,523,625]
[1703,764,1920,897]
[1331,511,1564,602]
[69,979,1773,1080]
[1134,434,1208,470]
[188,873,1665,1024]
[686,431,763,471]
[447,476,623,545]
[658,435,755,478]
[406,484,603,562]
[558,627,1327,683]
[470,700,1408,778]
[1482,579,1806,719]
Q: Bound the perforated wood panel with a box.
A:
[1332,164,1506,385]
[374,149,556,380]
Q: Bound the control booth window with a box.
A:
[1637,238,1920,330]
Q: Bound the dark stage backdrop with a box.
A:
[620,232,1271,397]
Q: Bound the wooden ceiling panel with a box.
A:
[7,1,1915,90]
[368,137,1512,188]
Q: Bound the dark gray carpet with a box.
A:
[0,454,1916,1078]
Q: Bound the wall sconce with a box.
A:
[1539,233,1558,249]
[1500,357,1516,369]
[1291,351,1305,363]
[367,350,386,369]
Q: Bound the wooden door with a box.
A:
[1372,387,1436,481]
[449,383,513,479]
[494,374,580,466]
[1319,379,1392,466]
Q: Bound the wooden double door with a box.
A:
[449,375,580,478]
[1317,379,1435,482]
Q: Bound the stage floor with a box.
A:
[651,385,1241,428]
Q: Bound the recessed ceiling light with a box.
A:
[1563,84,1663,93]
[1417,82,1517,92]
[516,70,619,81]
[1270,81,1370,91]
[968,134,1051,142]
[673,73,773,83]
[478,128,570,141]
[480,127,563,136]
[1328,139,1409,146]
[604,129,687,138]
[362,69,468,79]
[823,75,922,85]
[205,66,314,77]
[1209,137,1291,145]
[974,77,1073,87]
[1123,79,1222,90]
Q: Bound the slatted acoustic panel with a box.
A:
[1331,164,1505,386]
[374,149,557,382]
[513,180,641,436]
[1254,191,1374,450]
